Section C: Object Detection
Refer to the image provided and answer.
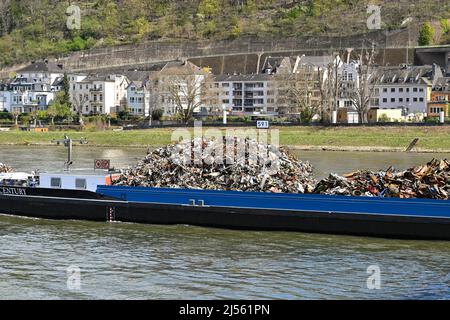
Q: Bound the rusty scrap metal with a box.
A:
[112,138,316,193]
[0,163,13,174]
[314,159,450,200]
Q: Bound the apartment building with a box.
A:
[149,61,206,116]
[370,65,434,114]
[14,60,64,92]
[427,78,450,117]
[0,60,64,113]
[126,81,150,116]
[69,74,129,115]
[211,74,277,116]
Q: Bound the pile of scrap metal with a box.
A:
[0,162,13,174]
[314,159,450,199]
[113,138,316,193]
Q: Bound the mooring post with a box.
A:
[405,138,419,152]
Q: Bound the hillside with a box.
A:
[0,0,449,68]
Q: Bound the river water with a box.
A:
[0,146,449,299]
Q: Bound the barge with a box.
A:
[1,170,450,240]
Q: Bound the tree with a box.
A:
[152,108,164,121]
[317,53,343,123]
[72,93,89,126]
[61,73,71,107]
[349,47,379,124]
[46,100,72,125]
[155,62,211,123]
[275,67,321,122]
[11,110,19,126]
[198,0,220,18]
[418,21,434,46]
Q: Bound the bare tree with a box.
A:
[349,47,378,123]
[11,110,19,126]
[154,62,211,123]
[72,94,89,125]
[317,53,343,123]
[275,67,321,122]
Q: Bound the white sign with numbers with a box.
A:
[256,120,269,129]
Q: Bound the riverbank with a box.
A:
[1,126,450,152]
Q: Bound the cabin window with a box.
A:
[75,179,87,189]
[50,178,62,188]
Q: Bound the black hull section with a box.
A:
[1,193,449,240]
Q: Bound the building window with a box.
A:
[399,98,403,102]
[419,88,424,92]
[50,178,62,188]
[383,88,387,93]
[413,97,418,102]
[399,88,403,92]
[391,98,395,102]
[419,97,424,102]
[382,98,387,103]
[391,88,395,93]
[431,107,443,114]
[413,88,418,92]
[75,179,87,189]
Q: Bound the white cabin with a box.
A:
[39,172,119,192]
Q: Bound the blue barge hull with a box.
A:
[95,186,450,240]
[0,185,449,240]
[97,186,450,219]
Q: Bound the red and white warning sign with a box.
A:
[94,159,110,170]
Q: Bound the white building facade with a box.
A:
[0,91,11,112]
[69,74,130,115]
[126,82,150,116]
[211,74,277,115]
[370,66,433,114]
[1,60,64,113]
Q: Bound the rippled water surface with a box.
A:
[0,146,449,299]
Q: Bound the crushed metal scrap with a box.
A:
[113,138,316,193]
[0,163,13,174]
[113,139,450,199]
[314,159,450,199]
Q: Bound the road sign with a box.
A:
[94,159,110,170]
[256,120,270,129]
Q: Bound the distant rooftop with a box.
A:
[376,65,434,84]
[214,73,273,82]
[17,60,64,73]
